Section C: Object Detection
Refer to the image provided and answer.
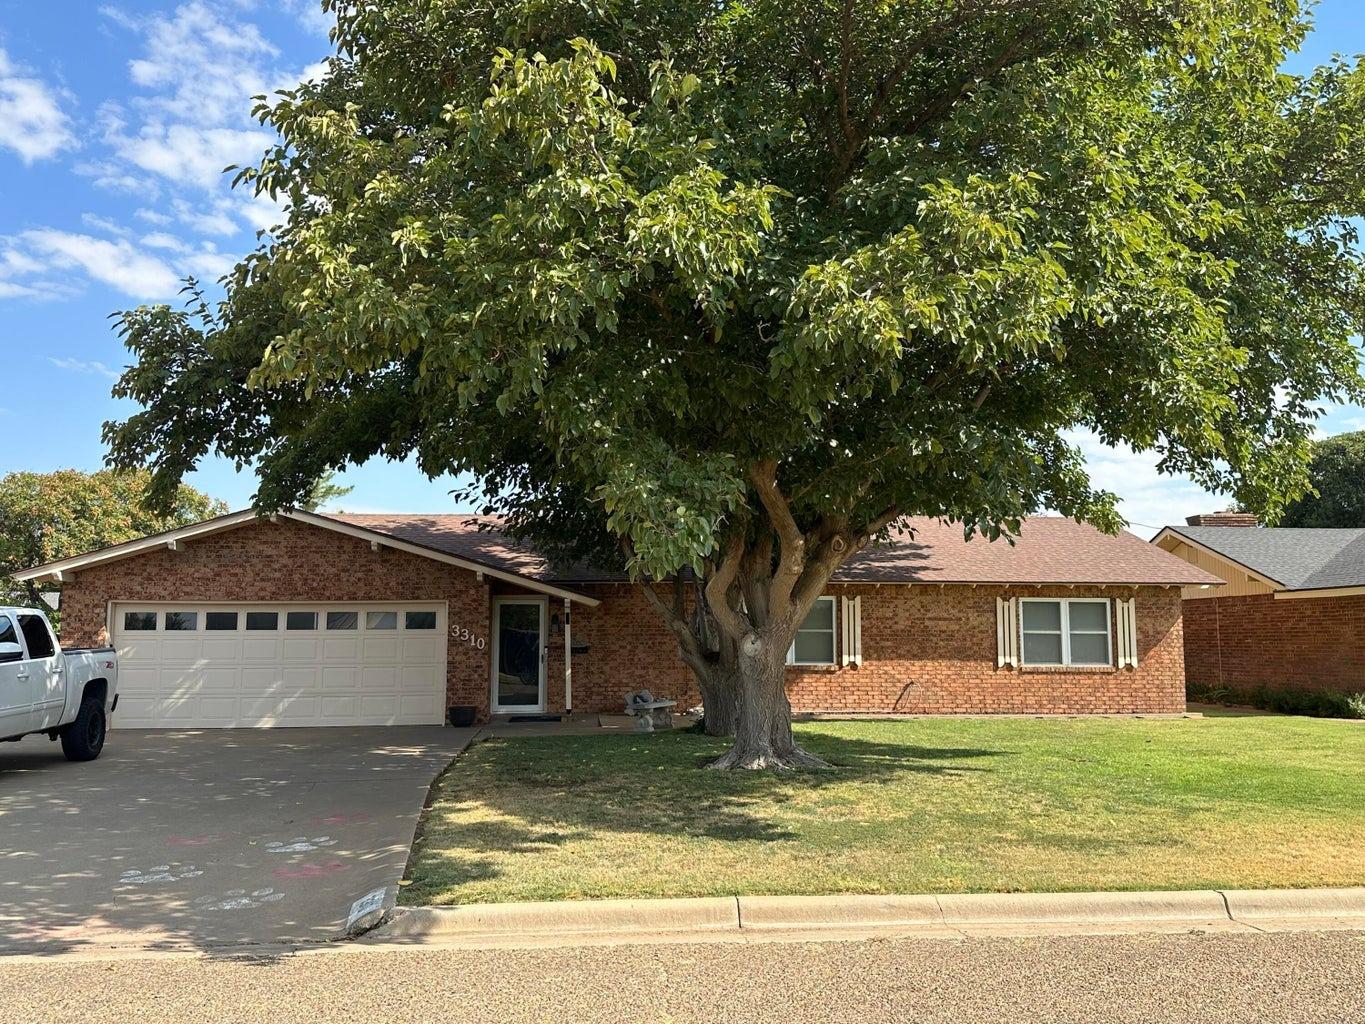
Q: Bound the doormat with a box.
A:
[507,715,563,723]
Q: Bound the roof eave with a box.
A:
[14,509,601,608]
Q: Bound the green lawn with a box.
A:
[400,717,1365,905]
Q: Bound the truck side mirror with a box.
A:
[0,642,22,663]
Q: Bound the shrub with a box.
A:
[1188,681,1365,719]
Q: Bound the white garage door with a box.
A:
[111,602,447,728]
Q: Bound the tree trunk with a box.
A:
[707,631,829,770]
[696,666,739,737]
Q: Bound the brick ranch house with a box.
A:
[14,510,1219,729]
[1155,512,1365,695]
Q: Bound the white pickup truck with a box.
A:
[0,607,118,761]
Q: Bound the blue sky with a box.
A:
[0,1,1362,534]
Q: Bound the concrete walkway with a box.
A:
[0,727,472,955]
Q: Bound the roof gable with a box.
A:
[1162,525,1365,591]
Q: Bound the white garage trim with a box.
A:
[111,601,447,729]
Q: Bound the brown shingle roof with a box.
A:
[329,514,1219,587]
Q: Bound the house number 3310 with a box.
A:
[450,624,486,650]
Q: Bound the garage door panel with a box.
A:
[322,637,361,661]
[321,695,360,719]
[400,637,442,661]
[241,638,283,662]
[360,665,399,692]
[361,636,400,661]
[399,665,438,693]
[282,638,322,662]
[112,603,446,728]
[119,640,162,664]
[200,638,243,660]
[158,638,205,662]
[321,666,361,692]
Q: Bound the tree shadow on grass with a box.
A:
[406,728,1005,896]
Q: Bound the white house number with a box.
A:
[450,624,487,650]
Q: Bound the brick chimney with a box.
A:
[1185,511,1259,528]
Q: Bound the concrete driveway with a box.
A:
[0,727,472,955]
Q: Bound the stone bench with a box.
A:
[623,690,677,732]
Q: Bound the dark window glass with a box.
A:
[205,611,239,631]
[0,615,16,645]
[405,610,437,630]
[326,611,358,631]
[18,615,54,658]
[366,611,397,630]
[123,611,157,631]
[164,611,198,631]
[286,611,318,631]
[245,611,279,631]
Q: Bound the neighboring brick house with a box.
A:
[13,511,1217,728]
[1155,512,1365,695]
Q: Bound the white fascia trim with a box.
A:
[1273,586,1365,600]
[1149,528,1278,590]
[14,509,600,608]
[11,511,261,581]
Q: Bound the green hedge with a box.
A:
[1188,681,1365,719]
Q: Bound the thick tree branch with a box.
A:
[705,532,749,640]
[749,460,807,621]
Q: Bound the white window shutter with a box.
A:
[840,596,864,667]
[852,596,863,667]
[996,596,1018,668]
[1118,597,1138,668]
[840,596,853,667]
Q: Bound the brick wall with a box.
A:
[58,519,492,714]
[1182,592,1365,693]
[545,582,1184,716]
[56,517,1188,720]
[784,584,1186,715]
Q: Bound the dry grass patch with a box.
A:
[400,716,1365,905]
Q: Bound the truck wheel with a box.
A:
[60,698,107,762]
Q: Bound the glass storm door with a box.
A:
[492,599,545,713]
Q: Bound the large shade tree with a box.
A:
[0,470,227,609]
[1279,430,1365,527]
[107,0,1365,767]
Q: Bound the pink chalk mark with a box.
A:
[310,812,372,826]
[168,833,232,847]
[273,861,348,879]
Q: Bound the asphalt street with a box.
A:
[1,929,1362,1023]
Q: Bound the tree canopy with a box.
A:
[106,0,1365,765]
[1280,430,1365,527]
[0,469,227,608]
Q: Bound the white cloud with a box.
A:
[73,159,157,195]
[183,250,237,280]
[17,230,182,300]
[0,48,76,163]
[135,207,173,226]
[1066,429,1220,539]
[81,213,131,237]
[172,195,241,236]
[119,2,279,125]
[140,231,190,252]
[110,123,271,189]
[282,0,336,37]
[48,357,122,382]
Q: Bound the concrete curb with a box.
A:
[368,888,1365,948]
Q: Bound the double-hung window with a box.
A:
[1019,598,1111,667]
[787,596,837,666]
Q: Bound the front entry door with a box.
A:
[492,599,546,713]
